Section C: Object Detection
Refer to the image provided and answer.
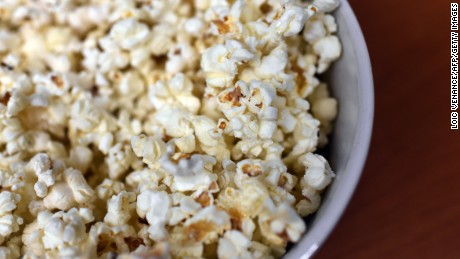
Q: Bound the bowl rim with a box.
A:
[285,1,374,258]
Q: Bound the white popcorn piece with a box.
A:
[169,226,204,258]
[149,73,201,114]
[63,168,95,205]
[184,17,205,36]
[69,99,104,133]
[191,116,230,161]
[149,24,176,56]
[270,3,310,37]
[161,153,217,192]
[166,43,199,75]
[323,14,338,33]
[313,35,342,73]
[96,179,126,201]
[104,191,136,226]
[131,134,166,167]
[286,113,321,160]
[43,168,95,210]
[29,200,46,217]
[299,153,335,190]
[106,143,135,179]
[67,4,111,34]
[209,1,244,37]
[254,43,289,79]
[296,184,321,217]
[27,153,57,198]
[0,191,23,245]
[110,18,150,50]
[201,40,254,88]
[6,91,28,118]
[217,180,270,221]
[40,208,94,250]
[173,134,196,154]
[22,221,46,256]
[303,17,327,44]
[183,206,230,243]
[313,0,340,13]
[67,146,93,175]
[136,190,171,241]
[33,73,71,97]
[43,183,77,211]
[151,108,195,138]
[258,202,306,246]
[117,71,145,100]
[312,96,338,123]
[0,169,25,192]
[217,230,252,259]
[249,241,274,259]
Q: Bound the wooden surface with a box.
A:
[316,1,460,258]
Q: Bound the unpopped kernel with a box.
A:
[0,0,341,258]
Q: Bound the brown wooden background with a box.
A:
[316,0,460,258]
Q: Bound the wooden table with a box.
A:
[316,0,460,258]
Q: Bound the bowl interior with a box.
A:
[285,1,374,258]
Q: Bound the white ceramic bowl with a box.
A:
[285,1,374,258]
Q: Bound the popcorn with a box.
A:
[270,2,312,37]
[27,153,57,198]
[131,134,166,168]
[254,43,289,79]
[300,153,335,190]
[0,0,342,257]
[161,153,218,192]
[117,71,145,100]
[67,146,93,174]
[149,24,176,56]
[311,84,338,143]
[96,179,126,201]
[217,230,252,259]
[149,73,201,114]
[166,43,199,75]
[43,168,95,210]
[33,73,71,97]
[313,35,342,73]
[106,143,135,179]
[22,208,94,257]
[104,191,136,226]
[136,190,171,241]
[88,222,138,257]
[191,116,230,160]
[0,169,25,192]
[110,19,150,50]
[313,0,340,13]
[183,206,231,243]
[0,191,23,244]
[258,202,306,246]
[201,40,254,88]
[184,17,205,36]
[41,208,94,250]
[296,184,321,217]
[303,17,328,44]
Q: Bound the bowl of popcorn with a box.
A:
[0,0,373,258]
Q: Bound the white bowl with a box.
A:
[285,1,374,258]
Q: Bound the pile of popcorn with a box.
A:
[0,0,341,258]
